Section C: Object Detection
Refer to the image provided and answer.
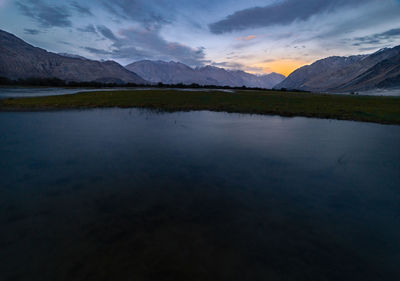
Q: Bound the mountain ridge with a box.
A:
[2,29,399,91]
[0,29,147,84]
[126,60,285,89]
[275,46,400,92]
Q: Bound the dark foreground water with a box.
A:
[0,109,399,281]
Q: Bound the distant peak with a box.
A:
[267,72,286,78]
[201,65,222,70]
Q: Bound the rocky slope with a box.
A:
[275,46,400,92]
[337,50,400,91]
[0,30,147,84]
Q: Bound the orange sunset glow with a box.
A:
[254,59,309,76]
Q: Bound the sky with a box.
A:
[1,0,400,76]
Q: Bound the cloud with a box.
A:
[211,61,264,73]
[77,24,97,34]
[24,28,41,35]
[102,0,171,29]
[17,0,72,28]
[262,59,276,63]
[209,0,375,34]
[358,46,380,52]
[96,25,118,41]
[58,40,73,46]
[236,35,256,41]
[352,28,400,46]
[83,47,112,55]
[84,25,206,66]
[70,1,92,16]
[212,61,246,69]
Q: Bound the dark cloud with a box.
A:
[96,25,118,41]
[118,28,206,66]
[83,47,112,55]
[102,0,171,29]
[378,28,400,37]
[77,24,97,34]
[24,28,41,35]
[353,28,400,46]
[209,0,374,34]
[58,40,73,46]
[71,1,92,16]
[17,0,72,28]
[85,25,206,66]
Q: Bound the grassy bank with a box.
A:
[1,89,399,124]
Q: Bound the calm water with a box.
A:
[0,87,235,99]
[0,109,399,281]
[358,88,400,96]
[0,87,126,99]
[2,86,399,100]
[336,87,400,96]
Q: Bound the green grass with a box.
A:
[1,89,400,124]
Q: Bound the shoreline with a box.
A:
[1,89,399,125]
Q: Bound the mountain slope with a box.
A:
[57,53,89,60]
[0,30,147,84]
[274,55,366,91]
[126,60,285,88]
[275,46,400,92]
[338,51,400,91]
[125,60,218,85]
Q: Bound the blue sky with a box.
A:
[1,0,400,75]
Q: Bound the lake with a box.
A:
[0,87,234,99]
[0,87,125,99]
[1,86,399,100]
[338,87,400,96]
[0,109,399,281]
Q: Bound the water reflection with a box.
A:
[0,87,124,99]
[0,87,235,99]
[0,109,399,281]
[336,87,400,96]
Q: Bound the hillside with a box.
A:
[275,46,400,92]
[0,30,147,84]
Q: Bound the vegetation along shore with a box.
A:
[1,89,399,125]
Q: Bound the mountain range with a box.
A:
[0,30,146,85]
[275,46,400,92]
[126,60,286,88]
[0,29,285,88]
[1,29,399,92]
